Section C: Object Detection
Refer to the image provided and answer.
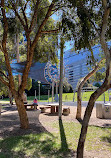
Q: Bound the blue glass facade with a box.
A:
[64,42,111,90]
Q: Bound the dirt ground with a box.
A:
[39,105,111,128]
[0,104,111,158]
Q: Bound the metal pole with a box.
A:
[108,89,110,101]
[35,90,36,98]
[104,93,105,103]
[39,83,40,100]
[0,104,1,116]
[56,82,58,94]
[73,91,75,102]
[48,89,50,103]
[52,81,54,102]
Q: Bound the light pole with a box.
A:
[35,90,36,98]
[101,80,105,103]
[38,81,41,100]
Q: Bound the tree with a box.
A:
[63,77,73,93]
[0,0,60,129]
[60,0,111,157]
[76,59,103,121]
[76,1,111,157]
[90,59,106,83]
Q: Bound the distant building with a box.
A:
[63,42,110,90]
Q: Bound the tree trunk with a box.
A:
[76,85,82,120]
[8,89,13,105]
[15,96,29,129]
[77,76,110,158]
[59,36,64,120]
[76,60,102,120]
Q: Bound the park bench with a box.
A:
[24,103,36,110]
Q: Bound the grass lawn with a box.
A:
[26,91,111,102]
[0,121,111,158]
[0,91,110,104]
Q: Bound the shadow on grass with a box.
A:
[0,109,76,157]
[76,118,83,125]
[0,132,75,158]
[89,125,111,147]
[0,110,52,138]
[1,104,17,113]
[101,134,111,144]
[59,119,68,151]
[89,124,111,129]
[58,119,76,157]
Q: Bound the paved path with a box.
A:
[39,101,108,107]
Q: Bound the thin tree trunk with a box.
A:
[16,33,21,87]
[77,72,110,158]
[77,3,111,157]
[59,36,64,119]
[76,60,103,121]
[1,0,55,129]
[15,96,29,129]
[56,82,58,94]
[8,89,13,105]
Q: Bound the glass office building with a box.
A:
[64,44,104,90]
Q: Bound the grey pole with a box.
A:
[35,90,36,98]
[59,36,64,119]
[104,93,105,103]
[52,81,54,102]
[48,89,50,103]
[38,81,41,100]
[56,82,58,94]
[0,104,1,116]
[39,83,40,100]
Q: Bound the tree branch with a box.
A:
[21,7,28,28]
[102,0,107,9]
[0,70,9,80]
[1,0,15,90]
[29,0,40,32]
[31,1,55,49]
[41,29,60,34]
[19,1,55,94]
[23,1,29,11]
[0,76,9,87]
[78,0,99,34]
[0,44,3,52]
[11,3,27,32]
[1,0,8,50]
[76,58,103,120]
[100,3,110,66]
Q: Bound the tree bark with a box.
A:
[76,60,102,120]
[77,67,111,158]
[1,0,55,129]
[9,89,13,105]
[15,95,29,129]
[77,2,111,157]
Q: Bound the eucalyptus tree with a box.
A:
[76,59,103,122]
[0,0,61,129]
[64,0,111,157]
